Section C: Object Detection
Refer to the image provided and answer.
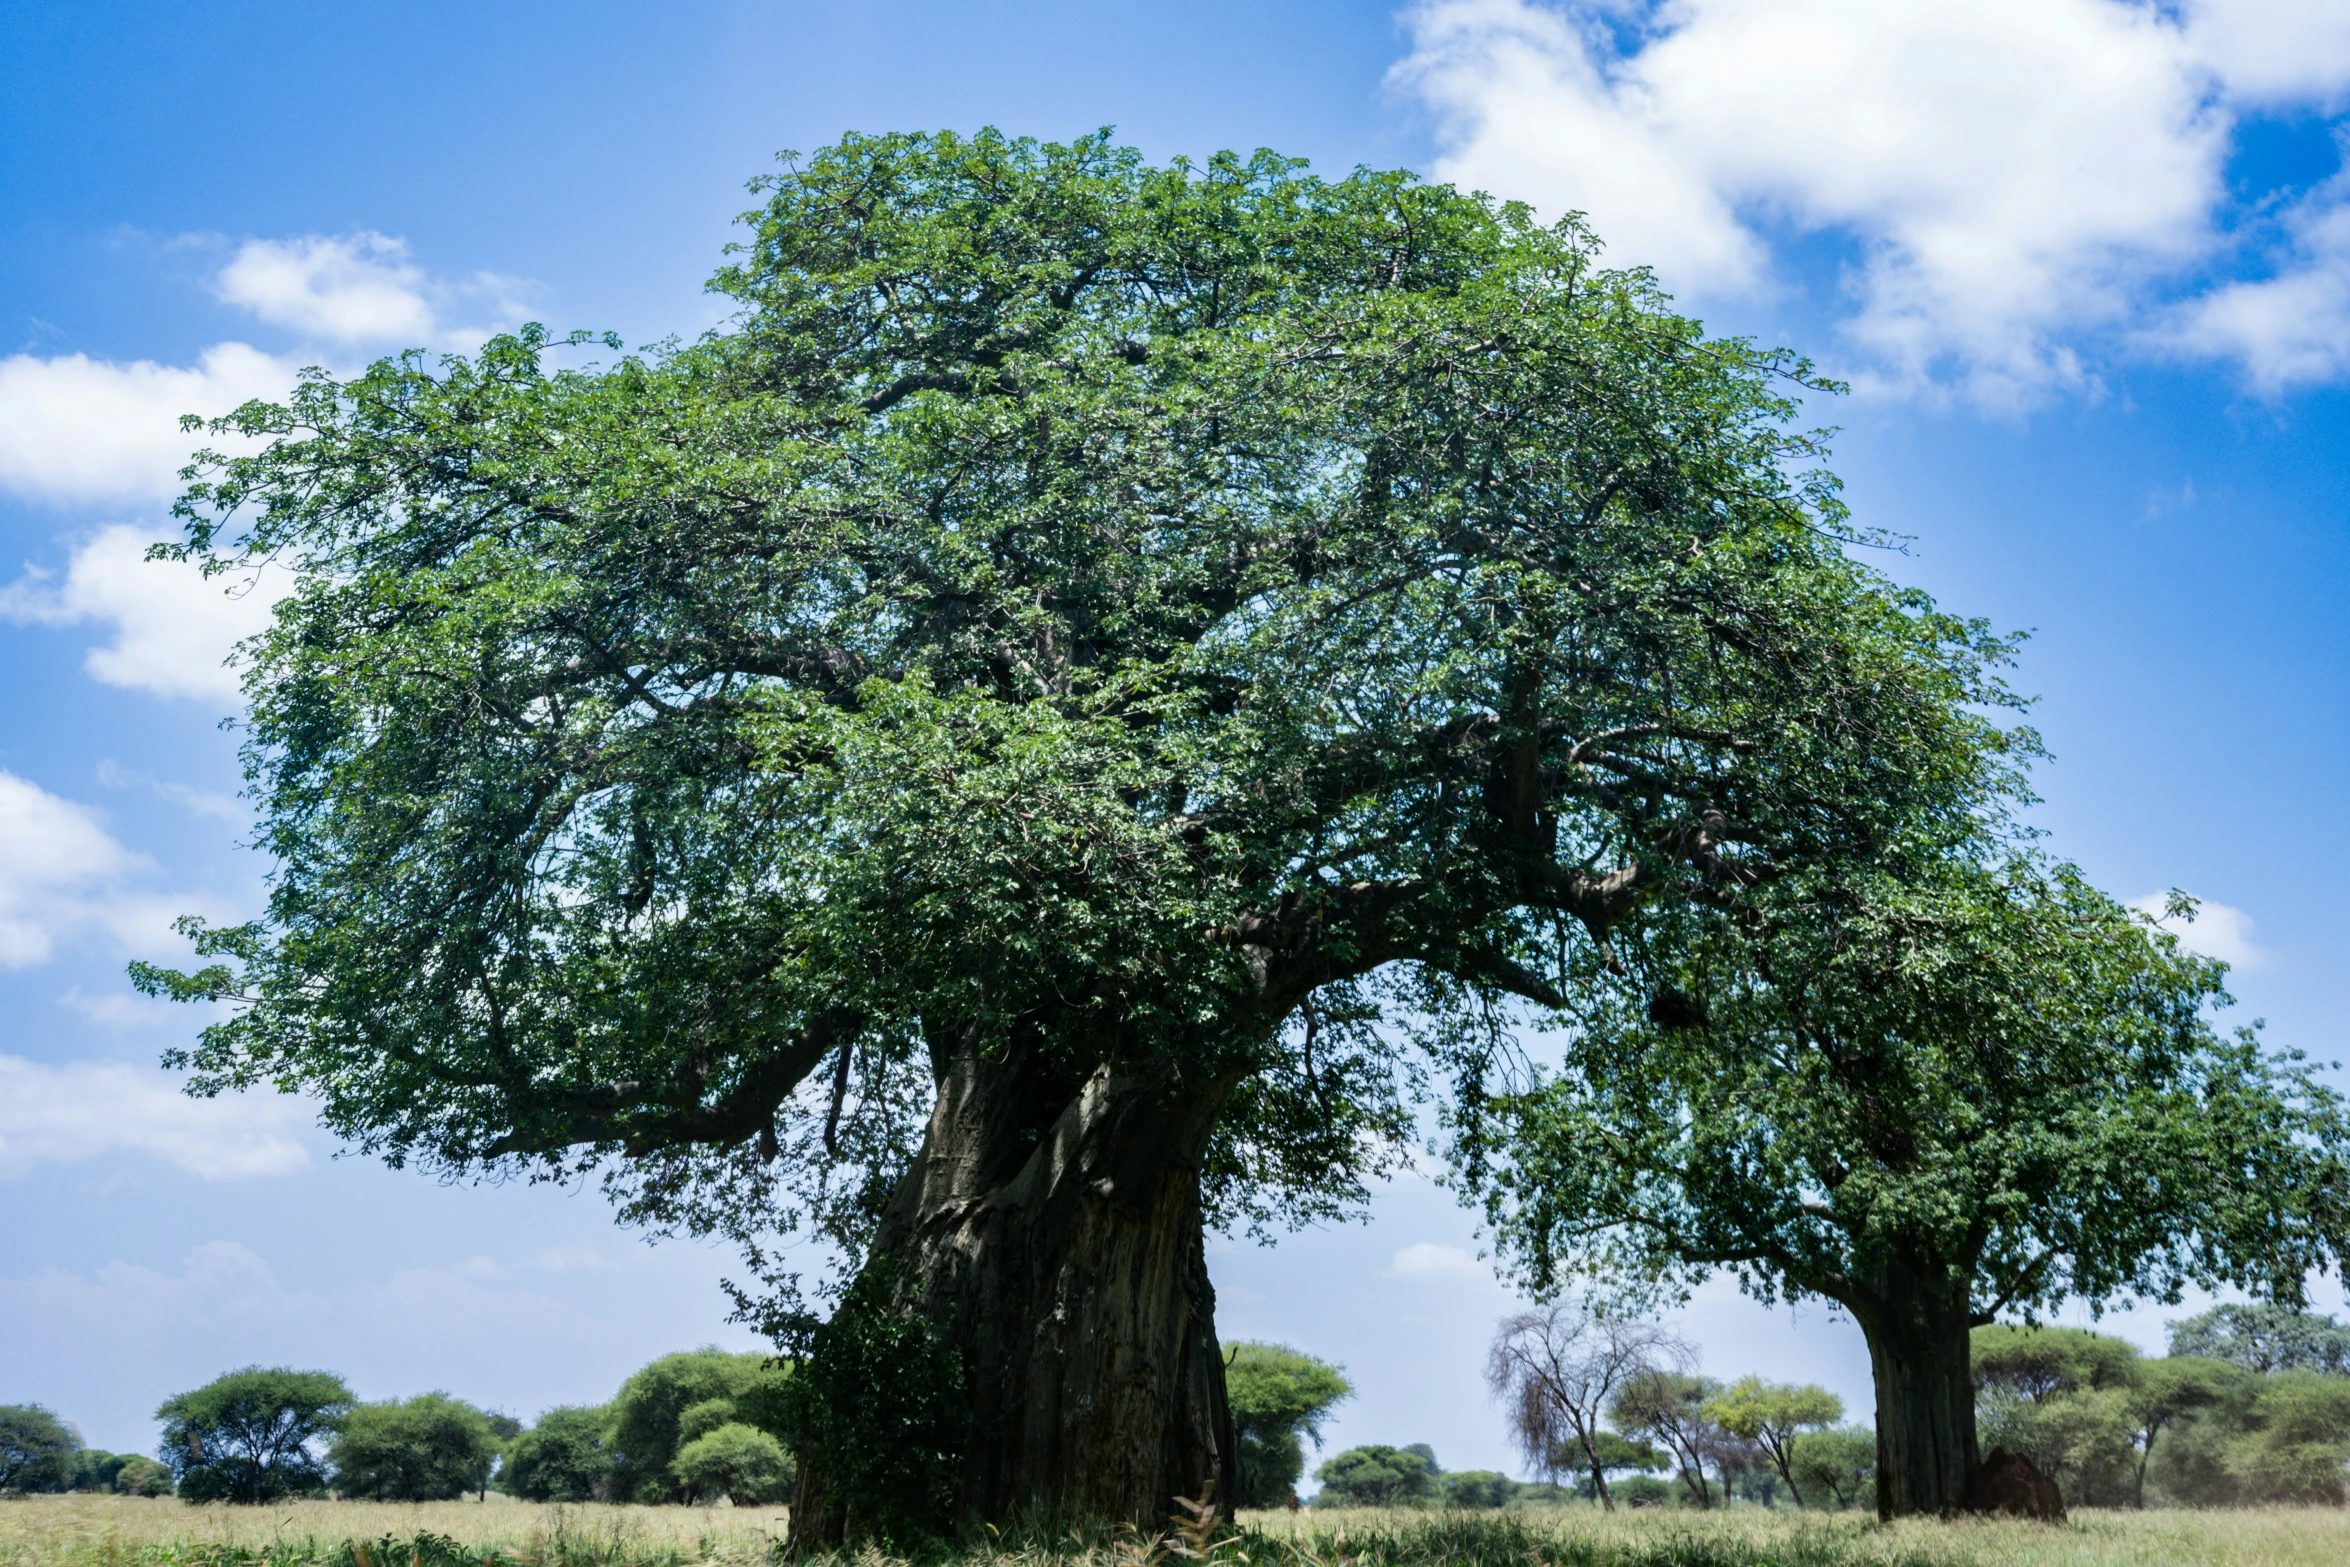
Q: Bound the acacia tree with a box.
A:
[673,1421,793,1506]
[1704,1377,1842,1507]
[2122,1358,2232,1509]
[1471,865,2350,1518]
[138,130,2017,1542]
[1971,1326,2143,1505]
[1607,1368,1726,1507]
[1312,1445,1435,1506]
[2168,1303,2350,1375]
[158,1368,352,1504]
[1788,1427,1873,1508]
[1485,1302,1680,1510]
[1225,1343,1352,1506]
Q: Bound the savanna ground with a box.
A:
[7,1496,2350,1567]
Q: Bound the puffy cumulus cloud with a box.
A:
[0,1058,311,1180]
[2181,0,2350,103]
[2129,891,2270,971]
[0,234,531,516]
[2160,150,2350,392]
[215,232,532,349]
[1395,1,1769,291]
[217,231,435,343]
[0,342,291,507]
[1392,1,2350,402]
[0,524,282,702]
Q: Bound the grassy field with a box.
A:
[0,1497,786,1567]
[1246,1506,2350,1567]
[7,1495,2350,1567]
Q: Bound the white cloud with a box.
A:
[0,771,154,967]
[0,1056,311,1180]
[218,232,435,343]
[1386,1240,1493,1281]
[1,524,283,702]
[0,770,230,967]
[1397,1,1768,290]
[532,1243,624,1273]
[2129,891,2270,971]
[0,234,530,515]
[0,342,292,507]
[216,232,530,349]
[2161,154,2350,392]
[1392,1,2350,401]
[2182,0,2350,103]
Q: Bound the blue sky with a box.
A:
[3,0,2347,1478]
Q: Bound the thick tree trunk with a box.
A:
[1848,1265,1979,1520]
[790,1041,1237,1547]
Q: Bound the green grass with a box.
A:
[1235,1506,2350,1567]
[0,1497,779,1567]
[7,1495,2350,1567]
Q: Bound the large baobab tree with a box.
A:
[139,129,2019,1542]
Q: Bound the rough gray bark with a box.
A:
[1849,1265,1979,1520]
[790,1040,1237,1546]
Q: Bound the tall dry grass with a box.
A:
[0,1495,785,1567]
[1239,1505,2350,1567]
[5,1495,2350,1567]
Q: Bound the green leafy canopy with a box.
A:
[135,127,2026,1307]
[328,1393,501,1502]
[0,1405,79,1494]
[1469,858,2350,1334]
[157,1367,353,1505]
[1226,1341,1353,1506]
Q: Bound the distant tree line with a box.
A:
[0,1405,172,1498]
[1305,1301,2350,1514]
[13,1303,2350,1512]
[0,1348,796,1505]
[1309,1443,1514,1510]
[503,1349,793,1506]
[1344,1298,2350,1515]
[1478,1302,1862,1512]
[1974,1305,2350,1508]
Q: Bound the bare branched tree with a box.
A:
[1487,1302,1690,1510]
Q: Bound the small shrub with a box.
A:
[1438,1470,1516,1509]
[671,1423,791,1506]
[1612,1474,1674,1508]
[1312,1445,1436,1507]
